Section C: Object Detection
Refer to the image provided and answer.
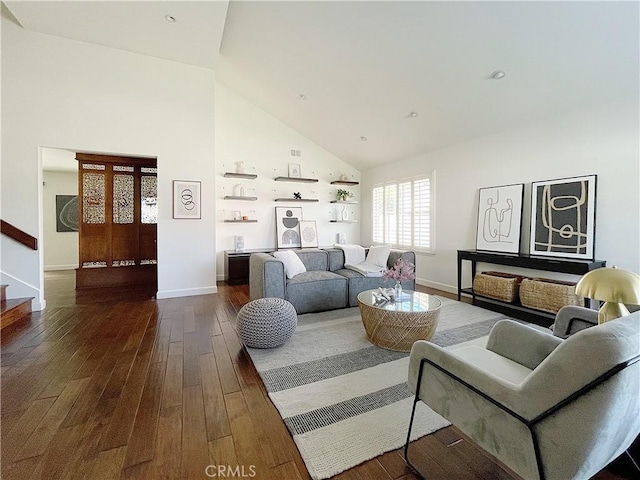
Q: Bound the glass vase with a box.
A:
[394,281,402,301]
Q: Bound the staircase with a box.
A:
[1,284,33,329]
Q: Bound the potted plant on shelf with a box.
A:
[336,189,354,202]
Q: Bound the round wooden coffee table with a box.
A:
[357,289,442,352]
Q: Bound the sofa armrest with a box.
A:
[249,253,286,300]
[552,306,597,338]
[486,320,563,370]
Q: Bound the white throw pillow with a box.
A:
[366,245,391,268]
[272,250,307,279]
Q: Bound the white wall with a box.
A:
[214,83,361,280]
[43,169,78,271]
[362,99,640,292]
[1,16,217,307]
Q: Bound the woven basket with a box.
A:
[519,278,583,314]
[473,271,523,303]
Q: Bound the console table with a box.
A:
[225,249,273,285]
[457,249,606,325]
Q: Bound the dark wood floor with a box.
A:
[0,271,634,479]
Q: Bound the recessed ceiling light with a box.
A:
[360,136,368,142]
[408,111,418,118]
[165,15,177,23]
[490,70,506,80]
[299,93,307,100]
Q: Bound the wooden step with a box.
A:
[1,297,33,329]
[1,284,7,303]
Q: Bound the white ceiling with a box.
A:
[5,1,639,171]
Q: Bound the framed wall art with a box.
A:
[299,220,318,248]
[55,195,79,232]
[288,163,301,178]
[529,174,597,260]
[275,206,302,248]
[173,180,201,219]
[475,184,524,254]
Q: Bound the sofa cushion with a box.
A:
[286,270,348,313]
[335,268,397,306]
[293,249,329,271]
[365,245,391,267]
[272,250,306,279]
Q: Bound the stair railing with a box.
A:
[0,220,38,250]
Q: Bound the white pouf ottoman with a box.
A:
[236,298,297,348]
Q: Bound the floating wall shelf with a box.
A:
[224,172,258,179]
[224,196,258,201]
[330,200,358,204]
[275,198,319,202]
[224,220,258,223]
[330,180,359,186]
[274,176,318,183]
[330,220,359,223]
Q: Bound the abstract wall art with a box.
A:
[475,184,524,254]
[529,175,597,260]
[299,220,318,248]
[276,207,302,248]
[173,180,201,219]
[56,195,79,232]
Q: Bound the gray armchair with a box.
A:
[406,312,640,480]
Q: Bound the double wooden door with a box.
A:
[76,153,157,289]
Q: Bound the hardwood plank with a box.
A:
[208,435,238,467]
[211,335,240,394]
[122,361,165,468]
[14,377,90,460]
[152,406,183,479]
[1,454,44,480]
[181,385,210,479]
[2,397,56,464]
[37,424,86,479]
[183,305,196,333]
[182,331,201,387]
[199,352,231,441]
[89,446,127,480]
[162,342,183,409]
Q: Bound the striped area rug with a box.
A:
[246,297,514,479]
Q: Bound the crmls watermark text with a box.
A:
[204,465,257,478]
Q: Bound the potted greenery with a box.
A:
[336,188,354,202]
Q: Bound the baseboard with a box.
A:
[156,285,218,299]
[32,299,46,311]
[45,264,79,271]
[416,277,457,295]
[216,273,226,282]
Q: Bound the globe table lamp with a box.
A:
[575,266,640,324]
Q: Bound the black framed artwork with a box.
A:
[529,175,597,260]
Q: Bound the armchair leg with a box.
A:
[403,360,427,479]
[625,449,640,472]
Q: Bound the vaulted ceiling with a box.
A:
[5,1,639,170]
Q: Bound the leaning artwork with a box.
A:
[475,184,524,254]
[275,207,302,248]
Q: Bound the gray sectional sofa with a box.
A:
[249,247,416,314]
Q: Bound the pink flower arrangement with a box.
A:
[383,258,416,282]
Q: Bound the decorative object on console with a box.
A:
[384,257,416,299]
[288,163,301,178]
[299,220,318,248]
[234,235,245,253]
[519,277,583,314]
[530,175,597,260]
[575,266,640,323]
[337,233,346,244]
[173,180,201,219]
[475,183,524,254]
[336,188,354,201]
[473,271,523,303]
[275,206,302,248]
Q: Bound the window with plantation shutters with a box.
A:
[371,173,434,252]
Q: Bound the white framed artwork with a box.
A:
[173,180,201,219]
[299,220,318,248]
[475,183,524,254]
